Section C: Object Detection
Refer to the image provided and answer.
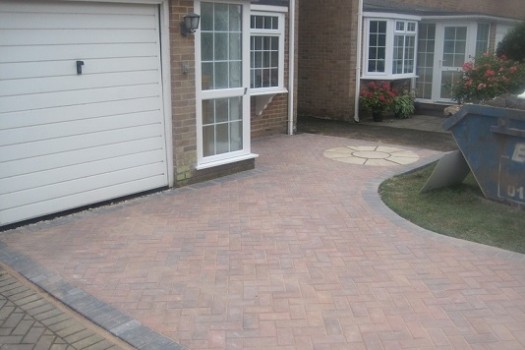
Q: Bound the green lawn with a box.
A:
[379,163,525,254]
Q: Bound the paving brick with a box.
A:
[2,134,525,350]
[0,267,129,350]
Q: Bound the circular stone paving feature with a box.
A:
[323,145,420,166]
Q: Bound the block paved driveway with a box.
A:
[2,133,525,349]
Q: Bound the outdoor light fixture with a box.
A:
[181,13,200,36]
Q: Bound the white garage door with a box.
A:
[0,1,170,226]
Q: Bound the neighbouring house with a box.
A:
[298,0,525,122]
[0,0,298,227]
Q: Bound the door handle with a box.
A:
[76,60,84,75]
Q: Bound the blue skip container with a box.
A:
[443,104,525,207]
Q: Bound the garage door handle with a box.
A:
[76,60,84,75]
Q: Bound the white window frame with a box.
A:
[363,13,421,80]
[249,6,287,96]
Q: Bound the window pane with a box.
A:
[214,62,229,88]
[378,34,386,47]
[202,62,213,90]
[230,33,241,60]
[230,97,242,121]
[215,3,228,31]
[201,3,213,31]
[215,33,228,60]
[202,33,213,61]
[229,61,242,87]
[216,98,229,123]
[271,52,278,67]
[271,37,279,50]
[202,99,215,125]
[229,5,241,31]
[203,125,215,157]
[254,51,262,68]
[230,121,243,151]
[216,123,229,154]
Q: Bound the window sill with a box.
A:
[196,153,259,170]
[249,88,288,96]
[361,74,417,81]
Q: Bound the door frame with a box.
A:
[194,0,255,169]
[431,21,477,102]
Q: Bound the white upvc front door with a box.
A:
[432,22,477,101]
[195,0,253,168]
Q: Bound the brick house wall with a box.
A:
[298,0,360,121]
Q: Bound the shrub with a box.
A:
[359,81,397,113]
[453,53,525,103]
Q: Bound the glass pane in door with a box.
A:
[442,27,466,68]
[202,97,243,157]
[440,26,467,99]
[199,2,246,160]
[201,2,242,90]
[416,23,435,99]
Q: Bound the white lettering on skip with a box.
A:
[512,143,525,163]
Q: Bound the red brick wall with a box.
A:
[169,0,199,185]
[251,94,289,138]
[298,0,360,121]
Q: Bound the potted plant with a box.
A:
[359,81,397,121]
[392,91,415,119]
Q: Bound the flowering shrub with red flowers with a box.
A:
[453,53,525,103]
[359,81,397,113]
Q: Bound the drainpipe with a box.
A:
[353,0,364,123]
[288,0,296,135]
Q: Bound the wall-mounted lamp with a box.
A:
[181,13,200,36]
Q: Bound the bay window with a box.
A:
[363,16,420,79]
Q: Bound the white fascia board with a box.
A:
[421,15,520,24]
[363,11,421,21]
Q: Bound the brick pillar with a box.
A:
[298,0,359,121]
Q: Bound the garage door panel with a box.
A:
[1,97,161,129]
[1,149,166,195]
[1,71,161,98]
[1,0,155,15]
[0,110,162,146]
[0,1,169,226]
[2,138,164,179]
[1,57,161,80]
[1,29,157,47]
[1,43,160,64]
[1,162,167,210]
[1,125,164,163]
[1,84,161,114]
[1,176,168,225]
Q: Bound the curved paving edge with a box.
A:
[365,153,525,261]
[0,242,185,350]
